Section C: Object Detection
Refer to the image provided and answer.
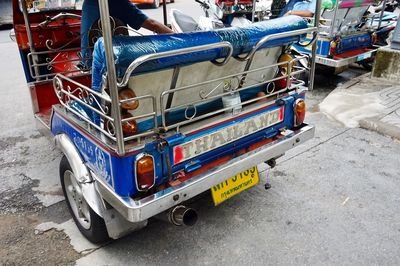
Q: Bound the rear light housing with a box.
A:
[135,154,155,191]
[121,112,138,136]
[329,41,337,57]
[278,53,294,75]
[119,87,139,110]
[294,99,306,127]
[275,53,294,89]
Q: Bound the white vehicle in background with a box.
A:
[0,0,12,27]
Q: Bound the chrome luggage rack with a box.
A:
[53,26,318,153]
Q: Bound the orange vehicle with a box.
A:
[130,0,174,8]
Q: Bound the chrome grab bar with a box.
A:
[117,41,234,88]
[38,12,82,28]
[117,27,317,89]
[236,27,318,88]
[236,27,318,62]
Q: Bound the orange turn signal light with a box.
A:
[278,53,294,75]
[121,113,137,136]
[294,99,306,127]
[119,88,139,110]
[136,155,155,191]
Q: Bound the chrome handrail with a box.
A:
[27,47,92,80]
[236,27,318,62]
[53,74,158,144]
[117,42,234,88]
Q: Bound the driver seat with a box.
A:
[88,17,129,47]
[78,17,129,71]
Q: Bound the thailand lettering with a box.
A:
[175,107,283,163]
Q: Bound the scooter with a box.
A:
[170,0,259,33]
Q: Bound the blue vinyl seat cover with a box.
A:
[91,16,308,92]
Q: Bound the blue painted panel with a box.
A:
[51,111,166,196]
[18,50,33,82]
[294,38,331,57]
[336,33,372,54]
[164,93,300,177]
[295,32,372,57]
[51,112,114,187]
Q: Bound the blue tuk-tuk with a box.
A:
[13,0,318,242]
[294,0,396,73]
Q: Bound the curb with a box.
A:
[359,118,400,140]
[337,73,399,91]
[337,72,370,90]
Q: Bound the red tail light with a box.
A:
[135,154,155,191]
[294,99,306,127]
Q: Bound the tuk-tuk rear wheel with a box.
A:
[60,156,110,244]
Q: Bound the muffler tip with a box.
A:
[182,208,198,226]
[170,205,198,226]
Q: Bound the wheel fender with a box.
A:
[55,134,106,218]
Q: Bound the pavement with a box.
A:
[320,73,400,140]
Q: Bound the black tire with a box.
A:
[361,62,373,71]
[60,156,110,244]
[360,59,374,71]
[151,0,160,8]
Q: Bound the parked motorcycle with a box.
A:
[171,0,269,33]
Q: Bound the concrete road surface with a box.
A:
[1,2,400,265]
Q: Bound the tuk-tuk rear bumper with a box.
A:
[94,124,315,223]
[315,48,377,68]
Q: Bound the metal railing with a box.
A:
[28,48,89,80]
[53,74,158,144]
[52,26,317,154]
[325,0,388,37]
[159,56,309,131]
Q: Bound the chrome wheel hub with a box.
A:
[64,170,91,230]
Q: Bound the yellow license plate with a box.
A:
[211,166,259,206]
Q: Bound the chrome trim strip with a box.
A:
[94,124,315,222]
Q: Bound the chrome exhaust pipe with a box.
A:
[154,205,198,226]
[157,205,197,226]
[168,205,198,226]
